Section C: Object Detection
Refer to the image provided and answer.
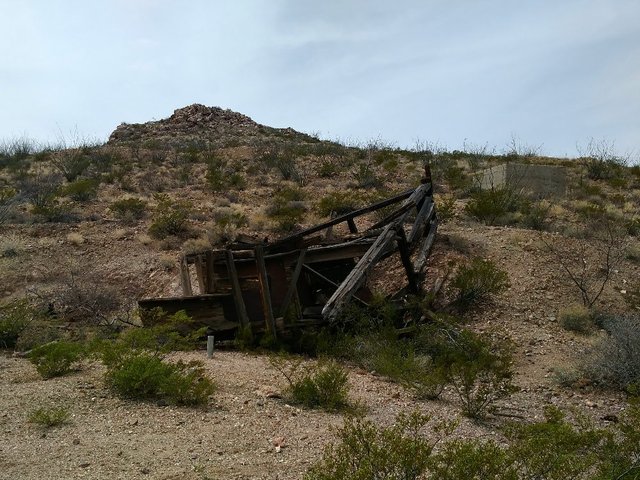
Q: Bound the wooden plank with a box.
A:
[266,187,415,251]
[413,220,438,273]
[180,256,193,296]
[255,245,277,338]
[347,218,358,233]
[322,224,397,321]
[205,250,216,294]
[279,248,307,318]
[407,200,435,247]
[225,249,250,328]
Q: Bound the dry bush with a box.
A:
[581,314,640,391]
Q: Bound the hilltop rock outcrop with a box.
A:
[108,104,312,149]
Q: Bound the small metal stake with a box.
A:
[207,335,214,358]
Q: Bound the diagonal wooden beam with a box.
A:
[225,249,250,328]
[278,248,307,319]
[255,245,277,338]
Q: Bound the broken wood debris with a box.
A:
[139,166,438,337]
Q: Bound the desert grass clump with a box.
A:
[559,305,595,334]
[29,341,86,378]
[271,356,351,412]
[28,406,71,428]
[450,258,509,311]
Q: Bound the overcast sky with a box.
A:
[1,0,638,158]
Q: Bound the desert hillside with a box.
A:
[1,105,639,479]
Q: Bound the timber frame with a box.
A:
[139,166,438,338]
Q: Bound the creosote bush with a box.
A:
[0,299,35,349]
[149,193,192,239]
[450,258,509,311]
[465,186,526,225]
[29,341,86,378]
[307,403,640,479]
[104,352,215,406]
[266,185,307,232]
[28,406,71,428]
[305,411,448,480]
[110,197,147,222]
[270,356,351,412]
[62,177,100,202]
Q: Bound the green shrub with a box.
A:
[104,351,214,406]
[521,200,551,230]
[149,193,192,239]
[316,191,364,217]
[205,155,246,191]
[559,305,594,334]
[435,195,456,224]
[121,309,206,353]
[465,187,526,225]
[52,149,91,181]
[63,177,99,201]
[110,197,147,222]
[0,299,34,349]
[352,162,382,189]
[29,341,85,378]
[305,411,439,480]
[271,357,350,411]
[444,330,516,419]
[266,186,307,232]
[28,406,71,428]
[451,258,509,311]
[318,159,340,177]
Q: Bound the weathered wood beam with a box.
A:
[366,183,431,231]
[180,256,193,296]
[279,248,307,319]
[347,218,358,233]
[413,220,438,273]
[205,250,216,294]
[267,187,415,251]
[195,255,207,294]
[322,224,397,321]
[255,245,277,338]
[408,199,435,248]
[225,249,250,328]
[396,227,419,294]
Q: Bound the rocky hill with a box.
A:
[108,103,316,149]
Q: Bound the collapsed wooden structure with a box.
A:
[139,167,438,339]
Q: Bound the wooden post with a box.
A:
[225,250,250,329]
[279,249,307,319]
[195,255,207,294]
[255,245,277,338]
[396,227,419,294]
[180,256,193,296]
[347,218,358,233]
[207,335,214,358]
